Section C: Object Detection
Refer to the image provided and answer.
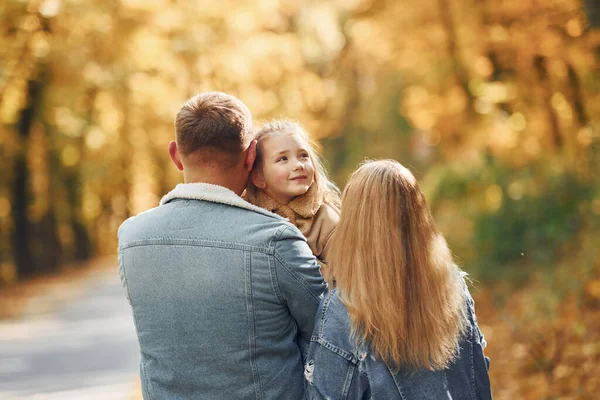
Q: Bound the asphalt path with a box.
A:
[0,266,140,399]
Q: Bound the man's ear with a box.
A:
[250,170,266,189]
[168,141,184,171]
[245,140,257,173]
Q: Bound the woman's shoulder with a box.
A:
[313,290,359,364]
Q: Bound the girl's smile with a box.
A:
[291,174,308,181]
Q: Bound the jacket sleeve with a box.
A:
[273,226,327,343]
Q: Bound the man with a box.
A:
[118,92,326,399]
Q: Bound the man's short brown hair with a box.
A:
[175,92,252,167]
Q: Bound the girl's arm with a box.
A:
[313,203,340,262]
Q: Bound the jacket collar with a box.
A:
[160,183,284,220]
[245,184,322,221]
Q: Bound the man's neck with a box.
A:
[183,169,245,196]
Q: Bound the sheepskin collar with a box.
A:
[160,182,283,220]
[244,184,322,225]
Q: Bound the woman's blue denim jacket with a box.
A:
[305,288,492,400]
[118,183,326,400]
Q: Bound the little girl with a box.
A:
[245,120,340,277]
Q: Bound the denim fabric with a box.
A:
[118,183,326,400]
[305,288,492,400]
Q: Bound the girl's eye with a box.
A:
[276,156,288,162]
[300,153,309,159]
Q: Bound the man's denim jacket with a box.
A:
[118,183,326,399]
[305,288,492,400]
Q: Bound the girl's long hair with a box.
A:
[247,120,341,209]
[329,159,467,370]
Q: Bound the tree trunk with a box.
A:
[70,88,97,261]
[32,206,62,273]
[565,63,589,127]
[583,0,600,58]
[479,0,514,115]
[533,56,562,150]
[438,0,474,105]
[12,70,46,277]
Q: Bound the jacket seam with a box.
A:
[315,337,359,364]
[387,363,407,400]
[269,224,292,251]
[269,253,285,305]
[244,251,264,400]
[340,363,355,400]
[119,238,273,254]
[318,290,335,336]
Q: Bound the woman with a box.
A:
[304,160,492,399]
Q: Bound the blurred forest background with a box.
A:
[0,0,599,398]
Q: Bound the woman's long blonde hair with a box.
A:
[247,120,341,209]
[329,159,467,370]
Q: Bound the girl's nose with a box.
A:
[293,161,304,171]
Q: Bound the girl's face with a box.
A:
[253,133,315,205]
